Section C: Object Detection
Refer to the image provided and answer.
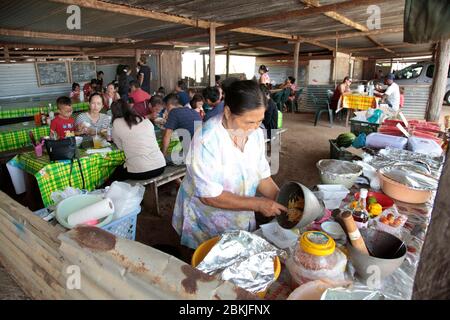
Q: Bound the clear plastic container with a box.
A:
[407,136,442,157]
[287,231,347,288]
[366,133,408,150]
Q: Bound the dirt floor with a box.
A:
[2,106,450,299]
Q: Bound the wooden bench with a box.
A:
[125,165,187,216]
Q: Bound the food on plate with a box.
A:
[387,213,395,223]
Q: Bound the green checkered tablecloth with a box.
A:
[11,149,126,207]
[10,138,182,207]
[0,124,50,152]
[0,102,89,120]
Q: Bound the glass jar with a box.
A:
[287,231,347,288]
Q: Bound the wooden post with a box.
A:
[209,25,216,87]
[135,49,141,64]
[202,53,206,84]
[426,39,450,122]
[226,43,230,78]
[293,41,300,83]
[413,148,450,299]
[4,47,10,63]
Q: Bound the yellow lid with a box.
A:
[300,231,336,256]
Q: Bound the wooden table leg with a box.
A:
[142,182,160,217]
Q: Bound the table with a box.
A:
[336,94,379,127]
[8,134,182,207]
[9,147,126,207]
[0,102,89,120]
[0,121,50,152]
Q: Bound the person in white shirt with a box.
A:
[375,73,400,112]
[111,99,166,180]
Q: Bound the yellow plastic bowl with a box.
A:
[191,236,281,298]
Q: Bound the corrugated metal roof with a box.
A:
[0,0,433,58]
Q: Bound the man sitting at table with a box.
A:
[374,73,400,112]
[161,93,201,159]
[50,96,75,139]
[202,86,224,122]
[175,80,190,107]
[330,76,352,110]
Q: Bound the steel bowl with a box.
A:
[317,159,363,189]
[276,181,324,229]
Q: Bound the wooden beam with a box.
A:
[209,25,216,87]
[237,43,290,54]
[350,43,416,52]
[300,0,394,54]
[0,28,134,44]
[0,43,82,51]
[49,0,210,29]
[293,41,300,83]
[426,39,450,121]
[226,44,230,78]
[216,0,389,32]
[304,27,404,41]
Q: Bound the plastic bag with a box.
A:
[51,187,83,205]
[105,181,145,219]
[352,133,366,149]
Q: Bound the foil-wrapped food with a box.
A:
[196,231,286,293]
[379,165,439,191]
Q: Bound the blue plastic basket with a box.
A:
[100,207,141,241]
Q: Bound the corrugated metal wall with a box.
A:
[253,65,307,86]
[401,85,430,119]
[0,63,71,101]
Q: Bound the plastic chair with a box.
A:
[313,93,333,127]
[293,88,304,112]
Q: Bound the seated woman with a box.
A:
[172,80,287,250]
[103,82,121,111]
[75,93,111,135]
[190,94,206,120]
[111,99,166,181]
[330,76,352,110]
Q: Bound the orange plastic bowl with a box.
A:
[191,236,281,298]
[379,173,432,204]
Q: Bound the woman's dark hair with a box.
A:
[202,86,220,103]
[97,71,104,76]
[190,94,205,109]
[90,78,98,85]
[288,76,296,84]
[177,80,187,91]
[89,92,103,103]
[343,76,351,82]
[150,95,164,107]
[111,99,144,129]
[72,82,80,91]
[259,65,269,73]
[225,80,267,115]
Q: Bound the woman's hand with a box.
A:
[256,198,287,217]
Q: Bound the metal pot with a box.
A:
[317,159,363,189]
[276,182,324,229]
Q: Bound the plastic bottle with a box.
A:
[352,188,369,229]
[79,90,84,102]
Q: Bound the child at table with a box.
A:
[50,96,75,139]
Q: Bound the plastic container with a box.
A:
[350,119,380,136]
[329,139,354,161]
[6,161,26,195]
[373,208,407,237]
[320,221,346,241]
[191,236,281,298]
[101,208,141,240]
[365,133,408,150]
[378,173,432,204]
[286,231,347,288]
[317,185,350,200]
[407,136,442,157]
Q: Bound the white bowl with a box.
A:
[321,221,346,240]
